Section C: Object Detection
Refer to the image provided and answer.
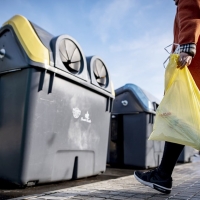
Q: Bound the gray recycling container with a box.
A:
[108,83,164,169]
[178,146,198,163]
[0,15,114,186]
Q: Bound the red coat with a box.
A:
[174,0,200,89]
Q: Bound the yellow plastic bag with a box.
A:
[149,54,200,150]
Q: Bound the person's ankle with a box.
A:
[157,168,171,179]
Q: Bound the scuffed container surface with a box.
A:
[0,15,114,186]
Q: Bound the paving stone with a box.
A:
[133,194,154,199]
[117,192,134,197]
[86,198,105,200]
[125,198,147,200]
[50,193,77,197]
[70,196,89,199]
[109,195,129,199]
[168,198,186,200]
[193,193,200,196]
[92,193,111,198]
[174,193,194,198]
[148,197,168,200]
[11,161,200,200]
[108,192,121,195]
[28,199,47,200]
[170,195,191,199]
[40,196,70,199]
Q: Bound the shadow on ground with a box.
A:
[0,166,135,200]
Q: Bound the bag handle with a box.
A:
[163,43,180,68]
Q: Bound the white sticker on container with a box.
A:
[72,107,81,119]
[81,111,91,123]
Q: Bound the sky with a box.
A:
[0,0,177,100]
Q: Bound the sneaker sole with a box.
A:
[134,172,172,194]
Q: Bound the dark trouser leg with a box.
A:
[158,141,184,178]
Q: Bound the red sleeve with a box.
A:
[178,0,200,45]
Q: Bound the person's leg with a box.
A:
[158,141,185,178]
[134,141,185,194]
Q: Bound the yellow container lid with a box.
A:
[3,15,49,65]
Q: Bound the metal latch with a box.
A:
[121,100,128,106]
[0,48,5,59]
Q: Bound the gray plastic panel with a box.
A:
[0,69,30,185]
[108,113,164,169]
[0,28,29,73]
[178,146,197,163]
[112,91,144,114]
[123,113,164,168]
[0,68,111,186]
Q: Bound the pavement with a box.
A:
[9,159,200,200]
[0,168,136,200]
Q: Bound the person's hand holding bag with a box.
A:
[177,52,193,68]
